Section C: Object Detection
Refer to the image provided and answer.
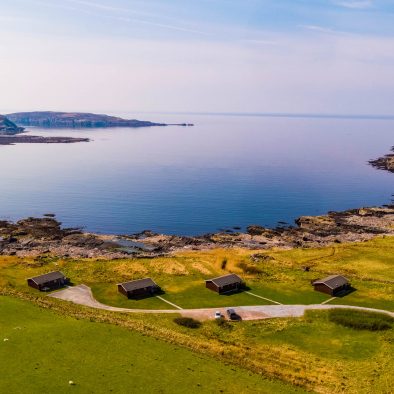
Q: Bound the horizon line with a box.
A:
[129,111,394,120]
[3,109,394,121]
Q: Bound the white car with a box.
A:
[214,311,222,319]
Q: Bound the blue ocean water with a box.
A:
[0,113,392,235]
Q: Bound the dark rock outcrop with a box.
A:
[0,217,125,258]
[369,147,394,173]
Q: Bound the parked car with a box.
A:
[214,311,222,319]
[226,308,237,320]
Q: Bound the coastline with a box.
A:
[1,204,393,258]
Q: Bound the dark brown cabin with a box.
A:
[205,274,244,294]
[312,275,350,296]
[27,271,68,291]
[118,278,160,298]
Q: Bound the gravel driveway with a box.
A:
[49,285,394,321]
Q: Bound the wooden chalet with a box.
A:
[205,274,244,294]
[312,275,350,296]
[118,278,160,298]
[27,271,68,291]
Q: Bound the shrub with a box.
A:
[215,318,232,330]
[237,262,261,275]
[221,258,227,270]
[328,309,393,331]
[173,317,202,329]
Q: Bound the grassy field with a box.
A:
[0,236,393,311]
[1,292,392,394]
[0,296,301,394]
[0,237,393,392]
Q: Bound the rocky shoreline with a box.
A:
[0,135,90,145]
[1,205,393,258]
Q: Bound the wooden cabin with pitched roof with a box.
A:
[205,274,244,294]
[27,271,68,291]
[312,275,350,296]
[118,278,160,298]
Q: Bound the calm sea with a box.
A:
[0,113,392,235]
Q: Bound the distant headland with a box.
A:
[0,111,193,145]
[6,111,194,129]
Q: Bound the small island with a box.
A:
[6,111,193,129]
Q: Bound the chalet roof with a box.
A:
[313,275,348,290]
[118,278,158,292]
[206,274,243,288]
[28,271,65,285]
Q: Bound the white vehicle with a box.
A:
[214,311,222,319]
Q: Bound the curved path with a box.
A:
[49,284,394,321]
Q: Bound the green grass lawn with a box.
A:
[0,296,301,394]
[1,293,393,393]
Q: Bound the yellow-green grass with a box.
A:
[0,296,300,394]
[0,236,393,311]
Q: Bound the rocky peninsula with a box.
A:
[7,111,193,129]
[0,135,90,145]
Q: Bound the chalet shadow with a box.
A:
[205,274,244,294]
[118,278,160,299]
[312,275,350,296]
[27,271,68,292]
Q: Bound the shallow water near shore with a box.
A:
[0,113,393,235]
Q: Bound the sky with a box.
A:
[1,0,394,114]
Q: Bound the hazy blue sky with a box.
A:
[1,0,394,114]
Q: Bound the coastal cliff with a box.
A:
[6,111,187,129]
[0,115,25,134]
